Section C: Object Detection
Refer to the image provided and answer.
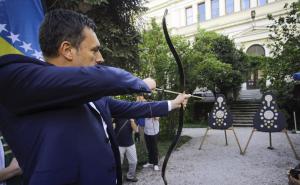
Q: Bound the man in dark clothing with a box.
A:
[0,9,190,185]
[114,119,138,182]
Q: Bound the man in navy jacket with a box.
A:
[0,9,190,185]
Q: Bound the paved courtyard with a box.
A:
[127,127,300,185]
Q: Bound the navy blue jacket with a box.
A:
[294,72,300,81]
[0,54,169,185]
[114,118,134,147]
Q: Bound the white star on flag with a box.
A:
[20,41,32,52]
[7,32,20,44]
[32,50,43,60]
[0,24,8,34]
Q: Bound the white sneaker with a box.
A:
[143,163,153,168]
[153,165,159,171]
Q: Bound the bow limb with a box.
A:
[161,9,185,185]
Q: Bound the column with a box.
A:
[250,0,257,8]
[234,0,241,12]
[193,3,198,23]
[205,0,212,20]
[219,0,226,16]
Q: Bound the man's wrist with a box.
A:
[168,100,179,111]
[167,101,172,111]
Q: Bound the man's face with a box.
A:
[72,27,104,66]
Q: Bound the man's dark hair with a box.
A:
[39,9,97,58]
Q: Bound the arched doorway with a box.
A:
[246,44,265,89]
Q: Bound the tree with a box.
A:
[188,30,246,99]
[138,19,173,88]
[264,1,300,96]
[138,19,191,90]
[259,1,300,125]
[266,1,300,81]
[138,19,192,139]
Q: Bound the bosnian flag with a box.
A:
[0,0,44,60]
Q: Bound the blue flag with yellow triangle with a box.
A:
[0,0,44,60]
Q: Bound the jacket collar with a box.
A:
[0,54,48,68]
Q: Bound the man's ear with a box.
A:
[58,41,74,61]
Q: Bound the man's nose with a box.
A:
[96,51,104,63]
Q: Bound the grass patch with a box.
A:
[183,123,206,128]
[183,121,208,128]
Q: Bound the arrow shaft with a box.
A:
[155,88,202,99]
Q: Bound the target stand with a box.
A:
[242,92,299,160]
[199,94,243,154]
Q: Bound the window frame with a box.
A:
[246,44,266,56]
[185,6,193,26]
[198,2,206,22]
[211,0,220,18]
[225,0,234,15]
[241,0,250,10]
[257,0,268,6]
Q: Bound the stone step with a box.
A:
[229,99,260,127]
[231,110,259,112]
[232,101,260,103]
[232,116,254,120]
[239,97,260,99]
[230,109,257,114]
[232,112,255,115]
[231,89,262,127]
[231,105,260,108]
[230,104,260,107]
[233,123,253,127]
[231,103,260,106]
[231,107,255,110]
[230,107,260,110]
[233,119,254,122]
[233,119,253,123]
[231,109,257,112]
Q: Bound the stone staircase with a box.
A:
[229,89,262,127]
[230,101,260,127]
[238,89,262,101]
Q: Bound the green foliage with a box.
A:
[138,19,190,90]
[187,54,233,91]
[44,0,147,72]
[267,2,300,83]
[260,1,300,122]
[139,24,247,138]
[139,19,193,139]
[188,30,246,98]
[138,19,172,87]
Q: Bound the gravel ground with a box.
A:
[126,127,300,185]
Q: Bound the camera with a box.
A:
[290,168,300,179]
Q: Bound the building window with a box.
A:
[198,3,206,22]
[185,7,193,25]
[211,0,219,18]
[241,0,250,10]
[226,0,234,14]
[246,44,265,56]
[258,0,267,6]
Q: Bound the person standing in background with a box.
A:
[0,136,22,185]
[114,119,138,182]
[136,95,146,145]
[143,117,160,171]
